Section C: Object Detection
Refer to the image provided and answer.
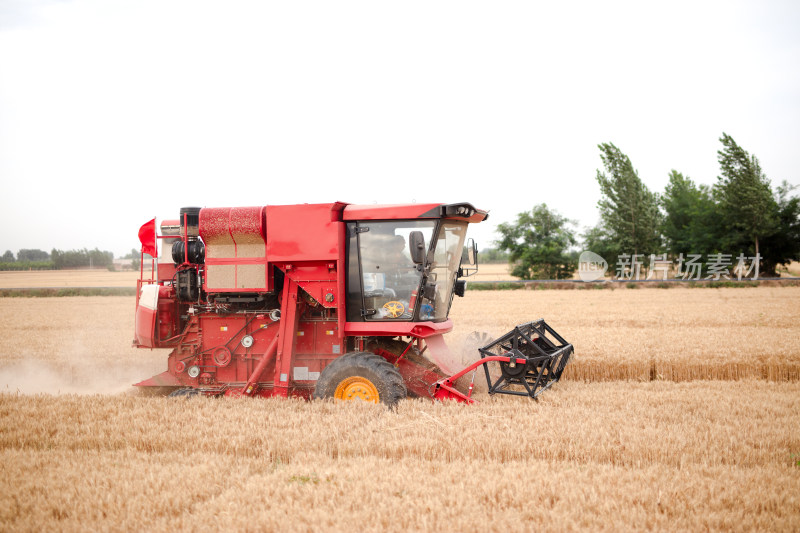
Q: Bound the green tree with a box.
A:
[496,204,577,279]
[714,133,778,259]
[581,222,620,264]
[87,248,113,268]
[758,181,800,276]
[595,143,662,257]
[1,250,15,262]
[51,248,113,269]
[123,248,141,270]
[17,249,49,262]
[660,170,721,258]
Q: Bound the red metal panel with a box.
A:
[294,321,315,354]
[134,370,182,387]
[286,264,338,309]
[202,316,239,347]
[314,321,339,354]
[342,203,488,223]
[265,204,341,262]
[342,203,443,220]
[344,319,454,339]
[157,262,176,283]
[292,354,336,383]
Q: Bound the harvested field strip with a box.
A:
[1,381,798,532]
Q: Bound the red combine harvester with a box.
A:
[133,202,573,405]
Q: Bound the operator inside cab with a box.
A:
[361,233,420,319]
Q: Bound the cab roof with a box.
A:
[341,202,488,223]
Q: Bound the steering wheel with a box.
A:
[383,301,405,318]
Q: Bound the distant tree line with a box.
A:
[0,249,53,270]
[494,133,800,279]
[0,248,126,271]
[478,248,510,264]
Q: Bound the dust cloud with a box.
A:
[432,332,499,394]
[0,357,165,396]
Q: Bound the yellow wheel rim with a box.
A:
[383,300,405,318]
[334,376,380,403]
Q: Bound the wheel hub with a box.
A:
[334,376,380,403]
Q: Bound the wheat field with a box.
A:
[0,284,799,531]
[1,383,798,532]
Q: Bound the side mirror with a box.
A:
[467,238,477,265]
[409,231,426,265]
[461,238,479,277]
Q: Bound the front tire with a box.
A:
[313,352,407,407]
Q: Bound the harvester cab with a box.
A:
[347,217,468,322]
[132,202,573,405]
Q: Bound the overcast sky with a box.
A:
[1,0,798,258]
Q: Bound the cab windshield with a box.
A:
[420,221,468,320]
[347,220,469,322]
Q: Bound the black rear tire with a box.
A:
[168,387,201,398]
[313,352,407,407]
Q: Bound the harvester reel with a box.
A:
[477,320,574,400]
[499,353,529,379]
